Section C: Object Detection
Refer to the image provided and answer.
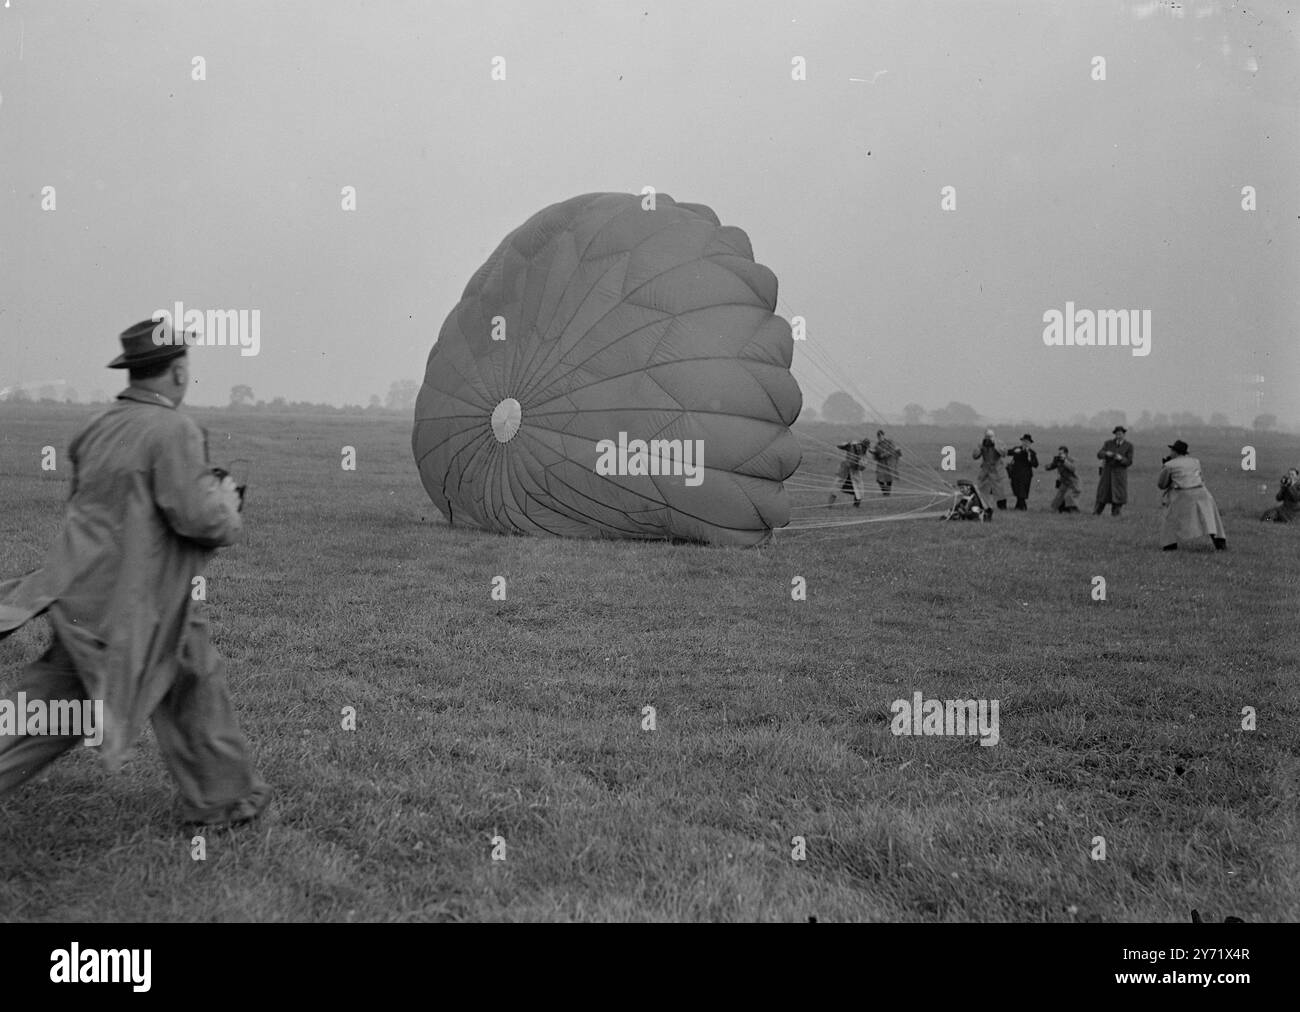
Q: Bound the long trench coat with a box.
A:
[1095,437,1133,506]
[0,389,243,772]
[973,441,1007,501]
[1157,455,1225,545]
[1005,445,1039,501]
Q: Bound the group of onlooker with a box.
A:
[833,421,1295,550]
[973,425,1142,517]
[973,430,1043,511]
[967,424,1299,551]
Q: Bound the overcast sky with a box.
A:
[1,0,1296,426]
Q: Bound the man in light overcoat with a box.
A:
[0,319,271,826]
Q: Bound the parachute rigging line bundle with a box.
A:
[412,192,803,547]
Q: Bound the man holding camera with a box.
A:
[0,319,271,827]
[1094,425,1133,516]
[1260,468,1300,523]
[1045,445,1081,512]
[972,429,1008,512]
[1157,439,1226,551]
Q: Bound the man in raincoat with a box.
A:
[1157,439,1226,551]
[972,429,1007,511]
[0,319,271,826]
[1094,425,1134,516]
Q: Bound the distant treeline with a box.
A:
[808,393,1289,433]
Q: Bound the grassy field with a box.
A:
[0,403,1296,922]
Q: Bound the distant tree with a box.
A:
[230,384,255,407]
[7,387,31,403]
[1152,412,1170,428]
[386,380,419,412]
[800,403,818,422]
[1208,412,1230,428]
[1169,411,1203,428]
[1253,413,1277,431]
[64,387,79,404]
[1087,409,1127,431]
[1136,410,1153,428]
[929,401,980,427]
[822,391,865,425]
[368,394,382,411]
[902,402,926,426]
[90,389,106,403]
[270,396,287,410]
[37,384,59,402]
[1069,413,1088,427]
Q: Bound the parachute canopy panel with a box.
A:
[412,192,802,546]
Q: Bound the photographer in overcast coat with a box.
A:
[0,318,271,827]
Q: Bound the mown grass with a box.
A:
[0,404,1296,922]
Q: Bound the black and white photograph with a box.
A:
[0,0,1295,966]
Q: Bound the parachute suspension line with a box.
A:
[790,337,953,495]
[776,506,952,535]
[760,289,961,532]
[776,295,955,497]
[788,429,950,496]
[779,488,953,531]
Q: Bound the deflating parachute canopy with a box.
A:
[411,192,803,546]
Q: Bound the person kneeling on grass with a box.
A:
[1157,439,1226,552]
[0,319,271,827]
[1260,468,1300,523]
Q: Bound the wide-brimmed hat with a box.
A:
[107,318,192,369]
[1168,439,1190,456]
[1112,425,1127,435]
[1020,433,1033,443]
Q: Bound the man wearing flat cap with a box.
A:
[1157,440,1226,551]
[0,318,271,827]
[1094,425,1133,516]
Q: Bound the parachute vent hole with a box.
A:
[491,398,522,443]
